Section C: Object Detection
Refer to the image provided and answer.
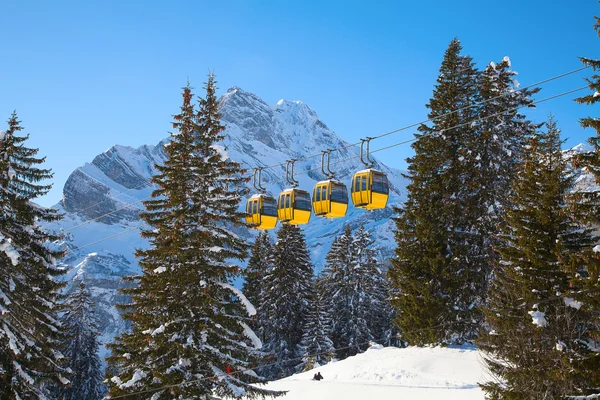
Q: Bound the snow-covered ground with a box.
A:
[262,345,487,399]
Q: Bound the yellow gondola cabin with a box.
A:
[245,194,278,230]
[277,188,311,225]
[312,180,348,218]
[351,169,389,210]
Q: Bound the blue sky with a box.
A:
[1,0,598,206]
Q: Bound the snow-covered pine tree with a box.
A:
[320,225,390,359]
[477,118,599,398]
[320,226,365,359]
[298,277,334,372]
[572,14,600,226]
[351,226,393,345]
[563,14,600,397]
[468,59,541,313]
[259,224,313,380]
[60,280,104,400]
[0,112,67,398]
[106,77,283,399]
[243,231,272,337]
[388,39,483,345]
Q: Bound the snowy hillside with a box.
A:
[260,345,486,399]
[46,87,408,351]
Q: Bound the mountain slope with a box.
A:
[260,345,485,400]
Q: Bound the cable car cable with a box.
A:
[369,85,589,155]
[245,65,591,173]
[260,85,588,187]
[64,196,151,233]
[63,168,151,216]
[70,225,144,252]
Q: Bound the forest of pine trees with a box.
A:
[258,224,314,379]
[246,224,392,379]
[0,8,598,399]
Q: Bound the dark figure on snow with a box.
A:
[313,372,323,381]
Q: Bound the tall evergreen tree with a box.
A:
[572,13,600,226]
[477,118,599,399]
[351,227,393,344]
[320,225,391,359]
[107,78,283,399]
[564,13,600,397]
[259,224,313,380]
[388,39,483,345]
[298,277,334,372]
[0,112,67,398]
[467,58,541,314]
[320,226,359,358]
[60,280,104,400]
[243,232,272,337]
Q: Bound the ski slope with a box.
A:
[262,345,487,399]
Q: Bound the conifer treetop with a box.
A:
[0,112,66,398]
[106,78,284,399]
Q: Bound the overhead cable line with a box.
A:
[246,65,591,173]
[70,225,144,252]
[64,196,151,233]
[262,85,589,187]
[67,171,151,215]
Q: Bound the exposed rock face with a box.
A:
[60,142,167,223]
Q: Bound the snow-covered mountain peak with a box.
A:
[568,142,593,155]
[220,86,271,114]
[273,98,325,133]
[275,98,305,108]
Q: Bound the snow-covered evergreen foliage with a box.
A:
[478,118,600,398]
[0,112,67,398]
[106,78,283,399]
[259,224,314,380]
[320,225,392,359]
[389,39,485,345]
[389,39,540,345]
[298,277,335,372]
[572,15,600,227]
[575,14,600,136]
[473,57,540,232]
[60,280,104,400]
[243,231,272,337]
[564,16,600,398]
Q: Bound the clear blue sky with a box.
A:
[1,0,598,206]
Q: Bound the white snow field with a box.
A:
[262,345,487,399]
